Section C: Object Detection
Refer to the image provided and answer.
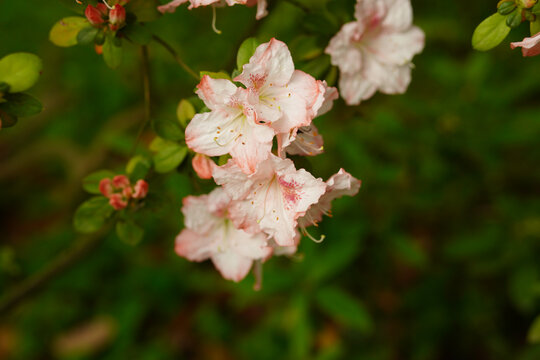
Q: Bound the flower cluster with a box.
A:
[85,1,128,31]
[158,0,268,20]
[99,175,149,210]
[325,0,425,105]
[176,39,361,283]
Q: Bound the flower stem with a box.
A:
[152,35,200,81]
[130,45,152,156]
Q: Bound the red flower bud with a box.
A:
[109,194,128,210]
[85,5,105,26]
[109,5,126,26]
[96,3,109,16]
[132,180,149,199]
[99,178,113,197]
[112,175,130,189]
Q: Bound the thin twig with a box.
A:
[0,227,109,317]
[152,35,200,81]
[130,45,152,156]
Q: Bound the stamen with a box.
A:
[213,133,240,147]
[212,6,222,35]
[102,0,114,9]
[301,226,325,243]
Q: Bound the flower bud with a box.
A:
[132,180,149,199]
[520,0,537,9]
[109,194,128,210]
[85,5,105,26]
[506,9,523,28]
[99,178,113,197]
[109,5,126,26]
[112,175,130,189]
[192,154,215,179]
[498,1,517,15]
[96,3,109,16]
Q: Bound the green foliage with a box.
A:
[0,93,42,117]
[103,34,123,69]
[0,53,42,93]
[82,170,115,194]
[150,137,188,173]
[126,156,152,182]
[315,286,373,333]
[127,0,162,23]
[472,13,511,51]
[176,99,196,128]
[73,196,114,233]
[116,220,144,245]
[49,17,89,47]
[152,116,184,141]
[236,37,260,71]
[76,26,99,45]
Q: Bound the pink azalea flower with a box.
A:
[192,153,215,179]
[299,169,361,228]
[284,124,324,157]
[511,32,540,57]
[325,0,425,105]
[175,188,272,282]
[246,0,268,19]
[157,0,268,19]
[213,155,327,246]
[234,38,326,139]
[185,75,275,175]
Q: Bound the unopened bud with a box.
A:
[109,5,126,26]
[192,154,215,180]
[85,5,105,26]
[112,174,130,189]
[506,9,523,28]
[520,0,537,9]
[132,180,149,199]
[498,1,517,15]
[96,3,109,16]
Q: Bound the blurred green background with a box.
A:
[1,0,540,359]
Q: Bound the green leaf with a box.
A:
[122,23,151,45]
[0,53,42,93]
[0,109,18,129]
[176,99,196,128]
[82,170,115,194]
[0,93,42,117]
[291,36,323,62]
[528,315,540,343]
[126,155,152,182]
[531,19,540,36]
[152,117,184,141]
[315,286,373,334]
[472,13,511,51]
[73,196,114,233]
[116,220,144,245]
[236,37,259,71]
[301,55,331,79]
[76,26,98,45]
[128,0,162,22]
[153,142,188,173]
[49,17,89,47]
[199,71,231,80]
[103,34,123,69]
